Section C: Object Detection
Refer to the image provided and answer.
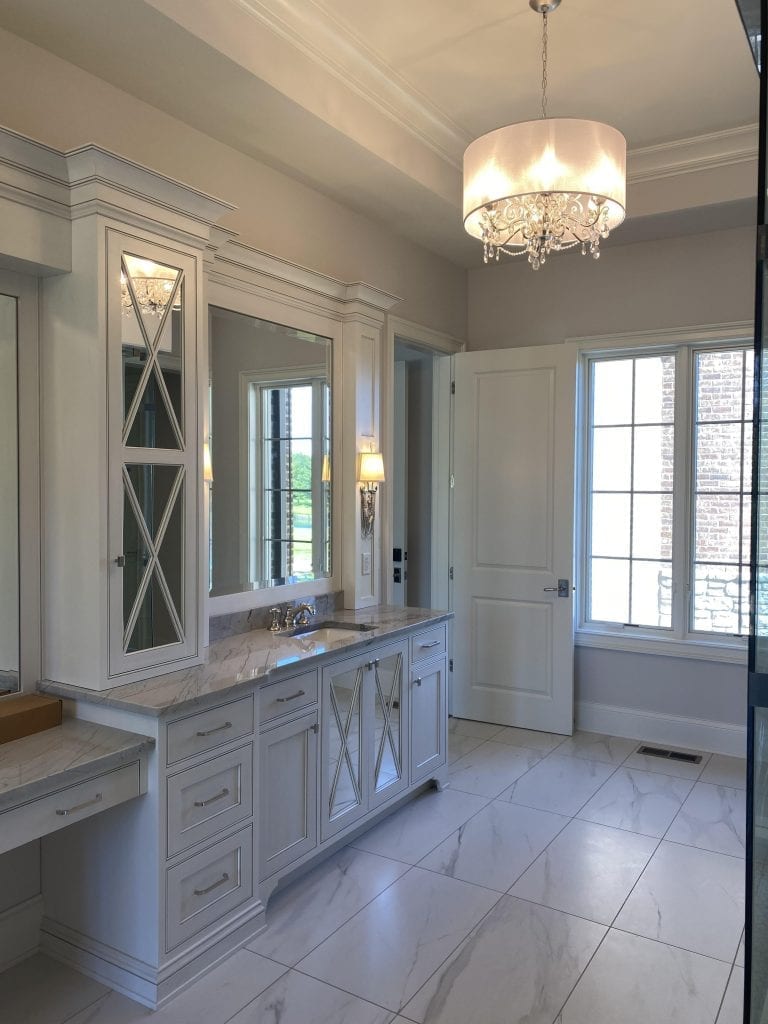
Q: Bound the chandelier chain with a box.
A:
[541,12,548,119]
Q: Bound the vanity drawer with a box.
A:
[410,624,446,665]
[166,695,254,765]
[0,762,142,856]
[259,670,318,727]
[166,826,253,950]
[167,744,253,858]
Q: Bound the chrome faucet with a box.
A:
[286,603,316,628]
[268,607,283,632]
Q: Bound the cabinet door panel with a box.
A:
[260,712,318,880]
[321,657,367,840]
[370,645,409,810]
[410,657,447,784]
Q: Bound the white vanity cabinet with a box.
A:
[258,668,320,882]
[409,624,448,784]
[320,639,409,840]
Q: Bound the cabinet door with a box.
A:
[369,643,409,810]
[410,656,447,784]
[108,231,199,677]
[321,655,367,840]
[259,712,318,881]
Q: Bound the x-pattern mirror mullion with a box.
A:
[372,655,403,789]
[121,259,185,450]
[328,666,363,815]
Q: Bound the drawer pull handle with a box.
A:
[275,689,306,704]
[419,640,441,648]
[194,787,230,808]
[56,792,103,817]
[196,721,232,738]
[193,873,230,897]
[414,678,422,687]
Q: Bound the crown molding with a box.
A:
[231,0,468,166]
[628,124,758,183]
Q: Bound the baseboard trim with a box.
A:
[41,902,266,1009]
[0,895,42,972]
[576,700,746,757]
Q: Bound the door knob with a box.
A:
[543,579,570,597]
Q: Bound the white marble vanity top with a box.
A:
[40,606,451,719]
[0,719,154,812]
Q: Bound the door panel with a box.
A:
[452,345,576,733]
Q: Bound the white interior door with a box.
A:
[452,344,577,734]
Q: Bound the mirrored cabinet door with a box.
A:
[108,232,198,677]
[321,656,366,839]
[370,647,408,809]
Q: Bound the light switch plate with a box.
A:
[361,551,371,576]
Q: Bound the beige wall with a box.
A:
[468,226,755,350]
[0,28,467,339]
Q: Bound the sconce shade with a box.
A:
[203,442,213,483]
[359,451,385,483]
[321,453,332,483]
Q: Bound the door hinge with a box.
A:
[451,380,455,394]
[449,658,453,672]
[449,566,454,580]
[450,474,455,489]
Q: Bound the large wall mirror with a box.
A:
[209,306,332,597]
[0,292,18,694]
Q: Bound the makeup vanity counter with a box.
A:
[36,607,451,1009]
[0,719,153,854]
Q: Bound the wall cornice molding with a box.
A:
[628,124,758,184]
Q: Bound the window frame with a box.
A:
[574,324,753,665]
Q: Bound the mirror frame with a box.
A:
[0,269,41,696]
[205,280,343,617]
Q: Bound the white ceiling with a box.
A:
[0,0,759,266]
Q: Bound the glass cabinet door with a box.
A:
[321,657,366,839]
[109,232,198,677]
[370,646,408,809]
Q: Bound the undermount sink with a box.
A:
[285,621,374,642]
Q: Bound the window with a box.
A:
[246,376,330,586]
[581,340,753,653]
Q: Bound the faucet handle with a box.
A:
[268,607,282,632]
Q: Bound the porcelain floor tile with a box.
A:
[226,970,393,1024]
[555,731,637,765]
[447,718,503,740]
[350,787,488,864]
[247,847,408,965]
[297,867,499,1012]
[0,953,109,1024]
[717,967,744,1024]
[510,818,658,924]
[491,726,568,753]
[447,740,542,797]
[665,781,746,857]
[578,767,694,837]
[447,733,483,765]
[499,754,616,816]
[62,950,285,1024]
[700,754,747,790]
[557,929,730,1024]
[402,895,605,1024]
[418,800,568,891]
[622,746,710,780]
[615,841,745,962]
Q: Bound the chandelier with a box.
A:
[120,258,179,318]
[463,0,626,270]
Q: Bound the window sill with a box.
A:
[575,629,747,665]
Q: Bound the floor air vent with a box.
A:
[637,744,702,765]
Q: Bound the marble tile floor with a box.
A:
[0,725,747,1024]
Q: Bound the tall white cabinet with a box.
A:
[40,151,231,690]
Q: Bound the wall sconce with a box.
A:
[358,450,385,538]
[321,452,332,483]
[203,442,214,484]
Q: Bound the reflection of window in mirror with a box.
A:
[209,307,332,597]
[0,293,19,694]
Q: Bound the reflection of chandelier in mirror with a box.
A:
[121,257,179,318]
[463,0,626,270]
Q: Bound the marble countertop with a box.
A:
[0,719,154,812]
[40,606,451,719]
